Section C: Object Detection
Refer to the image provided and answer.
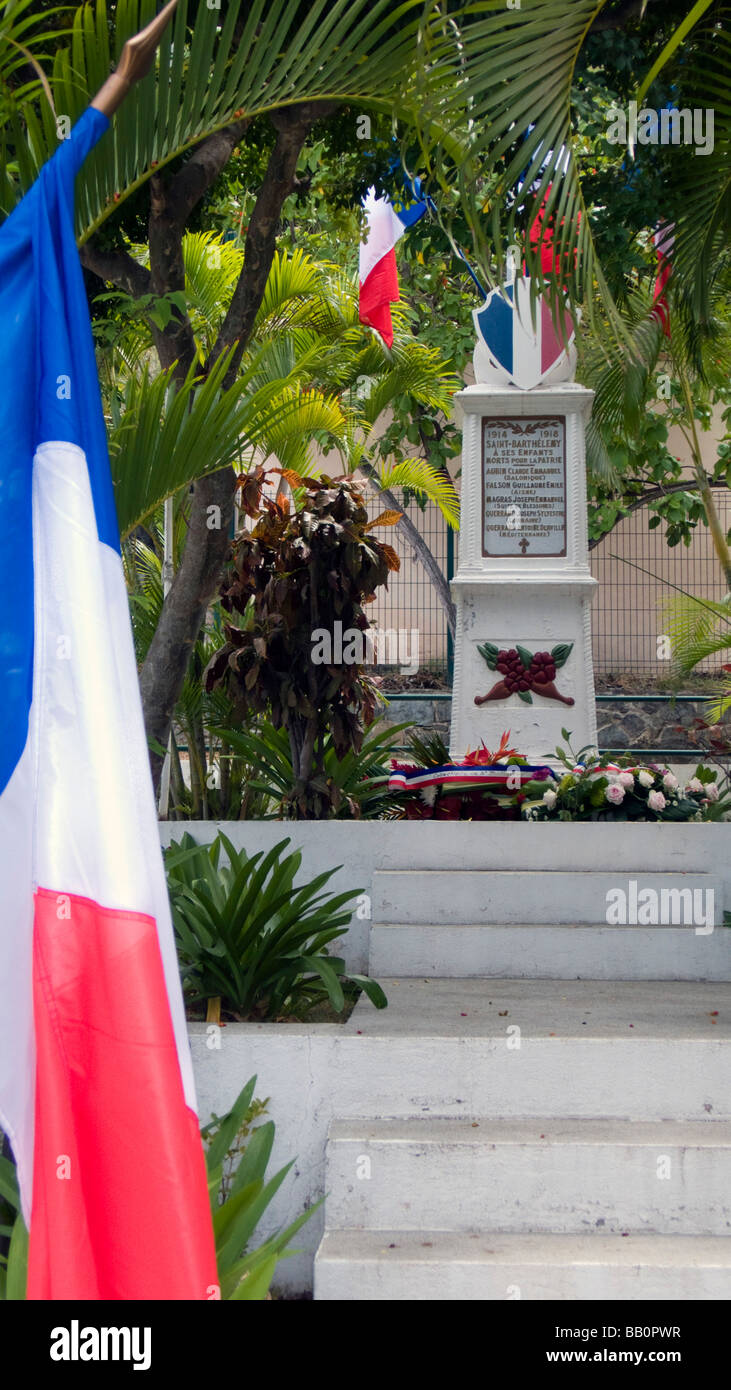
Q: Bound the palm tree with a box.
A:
[0,0,445,789]
[99,232,460,538]
[112,234,459,811]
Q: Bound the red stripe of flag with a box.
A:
[359,248,399,348]
[28,888,218,1300]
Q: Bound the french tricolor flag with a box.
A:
[358,186,426,348]
[0,108,217,1298]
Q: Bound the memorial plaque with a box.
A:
[482,415,566,557]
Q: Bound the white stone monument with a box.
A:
[449,279,598,764]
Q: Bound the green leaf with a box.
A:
[551,643,574,669]
[477,642,499,670]
[589,777,609,808]
[217,1163,295,1272]
[347,975,388,1009]
[635,0,717,106]
[0,1156,20,1212]
[6,1215,28,1300]
[204,1076,259,1174]
[230,1121,276,1196]
[517,690,533,704]
[229,1253,278,1301]
[516,645,533,669]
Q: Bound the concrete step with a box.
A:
[369,923,731,981]
[324,1117,731,1236]
[372,869,723,927]
[314,1229,731,1301]
[340,978,731,1120]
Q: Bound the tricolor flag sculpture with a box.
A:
[473,277,576,391]
[0,109,217,1296]
[473,187,579,390]
[358,186,426,348]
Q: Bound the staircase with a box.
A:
[314,865,731,1300]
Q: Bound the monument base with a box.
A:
[449,572,598,764]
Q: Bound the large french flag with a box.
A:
[358,186,425,348]
[0,107,217,1298]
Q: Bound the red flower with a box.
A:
[463,730,520,765]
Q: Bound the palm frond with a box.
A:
[1,0,431,240]
[414,1,728,350]
[662,592,731,675]
[377,457,460,528]
[360,340,457,426]
[415,2,616,329]
[661,15,731,319]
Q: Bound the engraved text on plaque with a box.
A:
[482,415,566,557]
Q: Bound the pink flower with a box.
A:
[662,772,678,791]
[648,790,666,812]
[705,782,719,802]
[617,771,635,789]
[686,777,704,794]
[605,784,625,805]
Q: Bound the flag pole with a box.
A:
[91,0,179,118]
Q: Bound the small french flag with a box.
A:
[652,221,674,338]
[358,186,426,348]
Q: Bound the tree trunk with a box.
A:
[137,103,337,793]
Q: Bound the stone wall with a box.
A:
[382,694,728,759]
[595,697,722,757]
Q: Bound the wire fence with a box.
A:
[365,491,453,676]
[365,489,731,682]
[590,494,731,675]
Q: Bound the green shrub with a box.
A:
[218,718,409,820]
[166,831,387,1019]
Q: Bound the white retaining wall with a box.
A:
[161,821,729,973]
[169,821,729,1294]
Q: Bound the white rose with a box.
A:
[542,789,557,808]
[638,770,654,788]
[705,782,719,802]
[663,772,678,790]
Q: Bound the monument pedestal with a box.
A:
[449,382,598,765]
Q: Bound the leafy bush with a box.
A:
[166,832,387,1019]
[0,1076,314,1301]
[218,718,409,820]
[204,468,401,818]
